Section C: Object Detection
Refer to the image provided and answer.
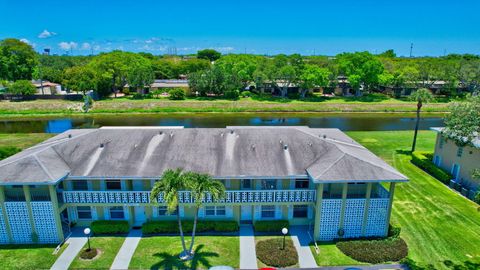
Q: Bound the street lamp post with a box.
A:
[281,227,288,250]
[84,228,91,251]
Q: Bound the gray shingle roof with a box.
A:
[0,126,408,184]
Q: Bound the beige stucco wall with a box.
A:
[434,133,480,189]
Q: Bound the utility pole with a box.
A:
[409,43,413,58]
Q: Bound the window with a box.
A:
[457,147,463,157]
[293,205,308,218]
[77,206,92,220]
[261,205,275,218]
[106,180,122,190]
[295,180,309,189]
[242,179,252,189]
[109,206,125,219]
[205,206,226,216]
[439,138,444,149]
[72,180,88,191]
[158,206,177,216]
[261,180,277,190]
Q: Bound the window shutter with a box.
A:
[277,180,282,190]
[275,206,282,219]
[66,181,73,190]
[123,206,129,220]
[152,207,158,218]
[226,206,233,218]
[121,180,127,191]
[87,180,93,191]
[254,205,261,220]
[91,207,98,220]
[100,180,106,191]
[198,207,205,218]
[179,206,185,217]
[225,179,231,188]
[288,205,293,219]
[104,207,110,219]
[150,180,156,189]
[289,180,295,189]
[308,205,313,219]
[256,180,261,189]
[68,207,77,222]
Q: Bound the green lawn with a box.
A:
[69,236,125,269]
[0,133,54,149]
[0,244,66,270]
[310,242,364,266]
[347,130,480,269]
[129,235,239,269]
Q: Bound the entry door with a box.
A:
[451,164,460,181]
[134,206,146,226]
[241,206,252,220]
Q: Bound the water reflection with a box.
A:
[0,114,444,134]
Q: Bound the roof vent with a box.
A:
[230,130,234,134]
[308,142,313,147]
[159,131,163,135]
[323,134,327,139]
[279,140,283,144]
[68,134,72,138]
[220,132,224,137]
[251,144,256,150]
[99,143,104,148]
[170,131,174,138]
[283,144,288,150]
[134,144,138,148]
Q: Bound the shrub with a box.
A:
[91,220,129,235]
[8,80,36,95]
[0,146,21,160]
[168,88,186,100]
[142,220,239,235]
[337,238,408,264]
[80,248,98,260]
[256,238,298,267]
[240,90,252,98]
[388,224,401,238]
[253,220,289,232]
[224,90,239,100]
[411,151,452,184]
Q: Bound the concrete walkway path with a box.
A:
[239,225,257,270]
[50,228,87,270]
[110,229,142,270]
[290,226,318,268]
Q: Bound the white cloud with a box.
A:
[58,41,78,51]
[81,42,91,50]
[38,29,57,39]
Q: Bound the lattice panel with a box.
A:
[0,206,9,243]
[5,202,32,243]
[31,202,59,244]
[365,198,389,237]
[319,199,342,241]
[343,199,365,238]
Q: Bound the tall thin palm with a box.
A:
[150,168,189,258]
[185,172,225,256]
[410,88,434,152]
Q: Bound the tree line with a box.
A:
[1,38,479,98]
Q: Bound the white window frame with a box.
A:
[77,206,92,220]
[260,205,275,219]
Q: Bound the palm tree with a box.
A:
[150,169,189,259]
[410,88,434,152]
[185,172,225,258]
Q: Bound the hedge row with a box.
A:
[337,237,408,264]
[91,220,129,235]
[0,146,21,160]
[411,151,452,184]
[142,220,238,234]
[256,238,298,267]
[253,220,289,232]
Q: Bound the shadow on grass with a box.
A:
[0,244,56,250]
[395,149,413,155]
[150,244,219,270]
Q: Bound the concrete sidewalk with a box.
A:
[289,226,318,268]
[50,228,87,270]
[110,229,142,270]
[239,225,257,270]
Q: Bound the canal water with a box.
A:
[0,113,444,133]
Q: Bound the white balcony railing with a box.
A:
[62,189,316,204]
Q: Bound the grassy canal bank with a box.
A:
[0,95,451,116]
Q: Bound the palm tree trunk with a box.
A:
[411,102,422,152]
[188,206,199,256]
[176,203,188,258]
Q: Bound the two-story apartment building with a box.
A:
[431,127,480,198]
[0,126,407,245]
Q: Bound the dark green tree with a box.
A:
[8,80,36,95]
[197,49,221,62]
[0,38,38,81]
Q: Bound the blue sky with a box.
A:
[1,0,479,56]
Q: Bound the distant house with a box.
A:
[32,80,65,95]
[125,79,189,94]
[431,127,480,198]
